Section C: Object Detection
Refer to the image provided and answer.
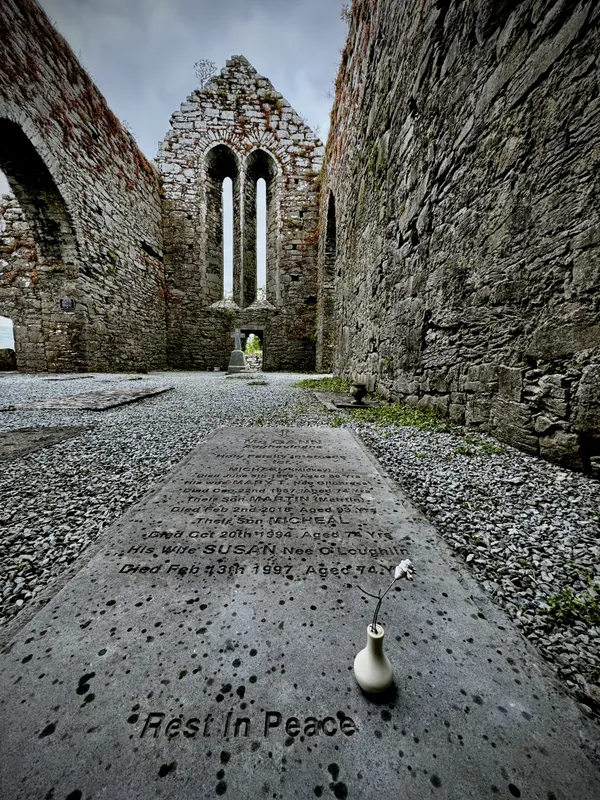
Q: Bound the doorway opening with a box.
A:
[242,328,264,371]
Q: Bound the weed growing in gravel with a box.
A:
[479,440,505,455]
[255,416,265,426]
[454,436,504,456]
[351,403,454,432]
[248,381,269,386]
[454,444,476,456]
[330,415,347,427]
[294,376,352,391]
[545,586,600,626]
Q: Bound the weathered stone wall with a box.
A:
[320,0,600,473]
[0,0,166,372]
[0,195,46,370]
[157,56,323,372]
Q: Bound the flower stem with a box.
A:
[371,576,397,632]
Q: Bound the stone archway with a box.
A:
[0,119,84,371]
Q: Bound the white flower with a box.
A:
[395,559,414,581]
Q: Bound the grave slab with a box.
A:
[0,428,599,799]
[42,375,96,382]
[2,386,173,411]
[0,425,87,461]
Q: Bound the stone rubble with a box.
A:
[0,372,598,721]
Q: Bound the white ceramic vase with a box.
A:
[353,623,393,693]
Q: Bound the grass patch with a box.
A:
[454,444,476,456]
[351,403,454,432]
[294,376,352,392]
[330,414,347,428]
[545,586,600,626]
[454,435,505,456]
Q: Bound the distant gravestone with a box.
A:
[0,429,599,799]
[228,328,246,374]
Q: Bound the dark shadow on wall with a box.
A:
[316,190,336,372]
[0,119,85,371]
[0,119,78,264]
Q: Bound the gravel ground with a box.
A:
[0,371,599,719]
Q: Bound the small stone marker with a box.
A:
[58,298,76,311]
[0,429,599,799]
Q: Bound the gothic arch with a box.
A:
[204,143,241,304]
[243,148,279,307]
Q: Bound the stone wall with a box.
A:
[157,56,323,372]
[0,0,166,372]
[319,0,600,473]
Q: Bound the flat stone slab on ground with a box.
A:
[42,375,96,382]
[1,428,599,799]
[2,386,173,411]
[0,425,87,461]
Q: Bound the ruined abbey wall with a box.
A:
[0,0,166,372]
[157,57,323,371]
[320,0,600,473]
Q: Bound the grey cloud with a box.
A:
[39,0,348,158]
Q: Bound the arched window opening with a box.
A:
[244,149,278,308]
[325,191,337,279]
[222,177,233,299]
[256,178,266,299]
[205,144,240,305]
[0,315,16,370]
[317,190,337,372]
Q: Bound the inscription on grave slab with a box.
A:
[1,429,599,800]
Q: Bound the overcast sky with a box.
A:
[1,0,347,192]
[41,0,347,159]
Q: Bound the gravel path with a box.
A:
[0,371,598,720]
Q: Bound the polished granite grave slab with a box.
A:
[2,386,173,411]
[1,428,599,799]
